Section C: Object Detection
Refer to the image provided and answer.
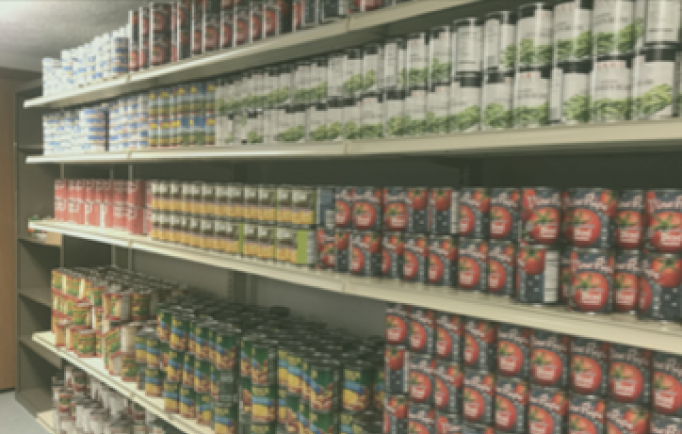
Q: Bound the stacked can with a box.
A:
[482,11,516,131]
[450,18,484,134]
[172,0,192,62]
[139,5,151,70]
[150,2,172,67]
[458,187,489,293]
[79,108,108,153]
[111,27,130,77]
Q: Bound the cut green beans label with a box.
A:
[514,69,551,127]
[554,1,593,62]
[591,58,632,122]
[483,74,514,130]
[593,0,640,55]
[517,10,554,65]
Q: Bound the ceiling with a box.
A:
[0,1,149,72]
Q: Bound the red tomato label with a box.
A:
[495,377,529,433]
[497,324,531,378]
[434,361,463,413]
[653,353,682,416]
[488,241,517,297]
[529,386,568,434]
[570,337,609,396]
[522,187,562,245]
[490,188,521,241]
[464,319,496,371]
[531,330,569,388]
[409,308,435,354]
[609,344,651,404]
[350,231,382,277]
[459,188,490,238]
[386,303,410,346]
[404,234,429,284]
[606,401,650,434]
[381,232,404,280]
[409,354,436,404]
[647,190,682,253]
[569,249,614,314]
[566,188,616,248]
[614,250,640,313]
[384,188,408,231]
[428,236,457,287]
[407,188,430,233]
[463,370,495,425]
[353,187,383,231]
[458,239,489,292]
[435,313,463,361]
[568,395,606,434]
[616,190,645,249]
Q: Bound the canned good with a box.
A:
[531,330,569,388]
[180,384,197,419]
[459,188,490,239]
[591,54,634,123]
[163,381,180,414]
[497,323,531,378]
[609,343,651,404]
[616,190,645,250]
[606,401,651,434]
[463,369,495,425]
[568,248,614,314]
[495,376,529,432]
[409,404,436,434]
[459,238,489,293]
[403,233,429,284]
[517,244,560,305]
[653,352,682,416]
[463,318,496,371]
[570,337,609,396]
[638,252,682,322]
[428,235,457,287]
[646,189,682,253]
[529,385,568,434]
[342,359,374,412]
[568,394,606,434]
[488,241,517,297]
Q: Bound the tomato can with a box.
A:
[521,187,562,246]
[606,401,650,434]
[385,345,407,395]
[609,344,651,404]
[163,381,180,414]
[406,188,430,233]
[430,188,459,236]
[434,361,463,414]
[386,303,410,346]
[490,188,520,241]
[568,394,605,434]
[335,229,352,273]
[570,337,609,396]
[651,413,682,434]
[613,250,640,315]
[409,403,436,434]
[343,359,374,412]
[180,384,196,419]
[568,248,614,314]
[463,319,496,372]
[646,190,682,253]
[386,395,409,434]
[350,231,382,277]
[315,228,335,270]
[517,244,560,305]
[428,235,458,287]
[638,252,682,322]
[458,238,489,293]
[436,312,463,362]
[403,233,429,284]
[488,241,516,297]
[353,187,383,231]
[497,323,530,378]
[459,188,490,239]
[381,232,404,280]
[384,187,408,231]
[616,190,645,249]
[462,369,495,425]
[653,352,682,416]
[409,307,436,355]
[435,413,462,434]
[565,188,618,248]
[531,330,569,388]
[335,187,354,229]
[408,353,436,405]
[529,385,568,434]
[494,376,529,432]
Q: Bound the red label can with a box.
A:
[85,202,101,227]
[382,232,404,280]
[316,228,336,270]
[84,180,96,202]
[144,208,152,235]
[458,238,489,293]
[146,181,154,208]
[72,179,85,203]
[127,206,145,235]
[435,361,463,414]
[409,404,436,434]
[609,344,651,404]
[653,352,682,416]
[495,376,529,433]
[529,386,568,434]
[113,205,128,231]
[638,252,682,322]
[646,189,682,253]
[406,187,430,233]
[614,250,640,314]
[490,187,521,241]
[409,307,435,354]
[350,231,382,277]
[353,187,383,231]
[497,323,531,378]
[522,187,562,246]
[385,345,408,395]
[203,12,220,52]
[55,199,67,222]
[430,188,459,236]
[127,180,146,207]
[568,394,606,434]
[68,201,84,225]
[568,248,614,314]
[651,413,682,434]
[386,394,409,434]
[463,369,495,425]
[96,180,113,204]
[565,188,617,248]
[220,10,234,49]
[517,244,560,305]
[616,189,645,249]
[488,241,516,297]
[409,354,436,405]
[436,312,463,362]
[113,180,127,205]
[386,303,410,346]
[100,204,114,229]
[560,248,572,304]
[428,235,457,287]
[383,187,408,232]
[459,187,490,239]
[192,12,204,54]
[151,33,170,66]
[335,229,351,272]
[435,413,462,434]
[403,233,429,284]
[531,330,569,388]
[606,401,650,434]
[569,337,609,396]
[54,179,67,200]
[234,6,250,46]
[335,187,354,229]
[463,319,496,372]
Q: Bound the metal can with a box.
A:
[386,395,409,434]
[163,381,180,414]
[180,383,196,419]
[251,384,278,423]
[409,307,436,355]
[495,376,529,432]
[310,358,341,412]
[258,185,277,224]
[435,312,463,362]
[613,250,640,315]
[490,188,521,241]
[350,231,382,277]
[403,233,429,284]
[147,335,162,368]
[653,352,682,416]
[565,188,617,248]
[434,361,463,414]
[609,343,651,404]
[459,188,490,239]
[529,385,568,434]
[570,337,609,396]
[638,252,682,322]
[342,359,374,412]
[409,353,436,405]
[591,54,634,123]
[409,404,436,434]
[616,189,645,250]
[252,339,278,386]
[459,238,489,293]
[497,323,531,378]
[352,187,383,231]
[276,186,293,226]
[593,0,638,56]
[633,45,677,121]
[517,244,560,305]
[428,235,458,287]
[195,358,211,394]
[606,401,651,434]
[531,330,569,388]
[484,11,517,72]
[381,232,404,280]
[385,345,408,395]
[482,69,515,130]
[145,367,162,397]
[463,369,495,425]
[214,398,240,434]
[454,18,484,74]
[568,394,606,434]
[488,241,516,297]
[521,187,562,245]
[551,59,592,125]
[335,229,351,273]
[514,65,552,128]
[646,189,682,253]
[450,72,482,133]
[463,318,496,371]
[568,248,614,314]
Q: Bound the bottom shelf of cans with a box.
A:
[33,331,214,434]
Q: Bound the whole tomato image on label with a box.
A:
[527,208,560,244]
[386,347,405,370]
[609,362,644,403]
[571,272,610,312]
[614,273,638,312]
[409,372,433,403]
[617,211,644,249]
[336,201,352,227]
[495,395,518,431]
[489,260,507,292]
[463,387,487,423]
[386,315,407,345]
[410,322,428,353]
[354,202,378,230]
[432,189,452,211]
[491,206,514,239]
[385,202,407,231]
[519,248,545,275]
[236,20,248,44]
[428,253,444,283]
[649,211,682,253]
[651,256,682,288]
[459,257,481,289]
[570,355,603,395]
[409,189,429,211]
[498,342,525,377]
[532,350,564,387]
[529,406,555,434]
[653,372,682,415]
[568,209,601,247]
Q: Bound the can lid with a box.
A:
[454,17,484,27]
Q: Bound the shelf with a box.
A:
[25,120,682,165]
[30,220,682,354]
[19,289,51,308]
[23,0,480,110]
[20,336,62,369]
[16,387,52,415]
[33,331,214,434]
[18,235,61,248]
[36,410,56,434]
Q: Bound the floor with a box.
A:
[0,391,48,434]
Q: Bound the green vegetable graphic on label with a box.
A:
[501,45,517,69]
[563,94,591,123]
[591,97,631,121]
[277,126,306,143]
[519,38,553,65]
[430,59,452,83]
[267,87,291,106]
[404,117,426,136]
[327,122,343,140]
[386,115,408,137]
[309,125,328,142]
[594,18,643,55]
[360,123,384,139]
[514,102,549,127]
[363,71,377,91]
[247,131,263,144]
[556,31,592,62]
[344,121,361,139]
[343,74,366,95]
[399,67,429,87]
[452,106,481,132]
[633,84,672,118]
[483,103,513,129]
[425,111,449,134]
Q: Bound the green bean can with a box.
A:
[252,384,278,423]
[342,360,374,412]
[278,387,288,426]
[242,334,256,378]
[195,358,211,393]
[310,359,341,412]
[286,393,301,434]
[216,325,242,371]
[146,335,161,368]
[591,53,633,123]
[252,339,278,386]
[242,375,253,416]
[167,349,185,383]
[251,421,278,434]
[212,365,238,402]
[298,400,310,434]
[145,367,162,397]
[214,398,240,434]
[197,392,213,426]
[310,411,339,434]
[184,352,196,388]
[180,384,197,419]
[170,312,191,351]
[163,381,180,414]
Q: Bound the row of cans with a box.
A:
[55,179,149,207]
